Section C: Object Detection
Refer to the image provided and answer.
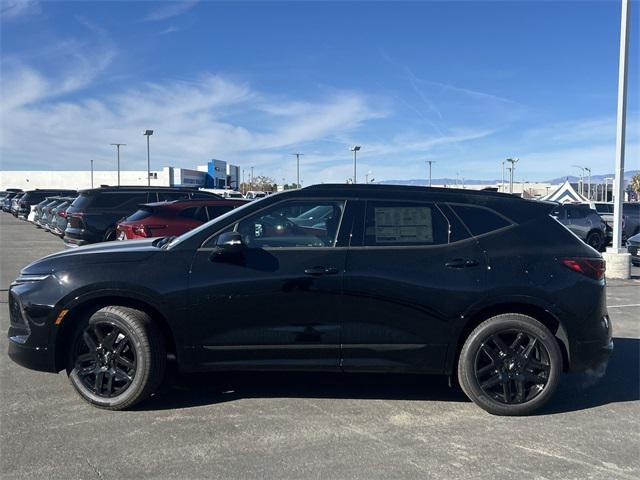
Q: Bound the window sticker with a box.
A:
[374,207,433,243]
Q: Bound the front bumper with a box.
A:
[8,337,57,372]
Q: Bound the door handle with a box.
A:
[445,258,479,269]
[304,266,339,276]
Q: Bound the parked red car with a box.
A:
[116,199,247,240]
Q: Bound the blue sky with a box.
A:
[1,0,638,184]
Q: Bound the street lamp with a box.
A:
[584,167,592,200]
[90,159,94,188]
[143,130,153,186]
[110,143,126,186]
[365,171,374,184]
[350,145,361,184]
[572,165,586,196]
[426,160,436,187]
[292,153,303,188]
[506,158,519,194]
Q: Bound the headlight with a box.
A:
[12,274,51,285]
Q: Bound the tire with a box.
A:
[67,306,166,410]
[586,231,604,251]
[457,314,562,416]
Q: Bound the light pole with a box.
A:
[143,130,153,186]
[90,159,94,188]
[506,158,519,193]
[610,0,630,257]
[365,171,374,184]
[292,153,303,188]
[573,165,586,196]
[501,160,506,192]
[350,145,361,184]
[426,160,436,187]
[584,167,592,199]
[110,143,126,186]
[250,166,254,190]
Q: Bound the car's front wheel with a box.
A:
[458,314,562,416]
[67,306,166,410]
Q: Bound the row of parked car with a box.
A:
[2,187,639,264]
[1,186,248,246]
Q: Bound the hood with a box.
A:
[21,238,160,275]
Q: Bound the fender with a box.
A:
[444,293,570,374]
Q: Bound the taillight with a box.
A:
[561,258,606,280]
[132,225,150,237]
[58,210,67,218]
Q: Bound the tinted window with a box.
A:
[364,201,448,246]
[566,205,588,219]
[90,192,147,209]
[449,204,511,236]
[439,204,472,242]
[127,208,154,221]
[191,192,218,199]
[158,191,190,202]
[206,205,234,220]
[234,201,344,248]
[179,207,208,223]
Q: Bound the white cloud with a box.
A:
[0,0,40,20]
[143,0,199,22]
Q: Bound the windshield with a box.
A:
[166,198,257,249]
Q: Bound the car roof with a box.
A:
[78,186,210,194]
[140,198,245,208]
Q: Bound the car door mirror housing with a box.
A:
[215,231,245,253]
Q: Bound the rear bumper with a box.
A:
[63,236,91,247]
[569,338,613,373]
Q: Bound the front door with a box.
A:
[188,199,349,370]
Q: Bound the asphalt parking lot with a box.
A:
[1,213,639,480]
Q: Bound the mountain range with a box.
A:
[376,170,639,187]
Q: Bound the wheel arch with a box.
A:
[53,294,177,372]
[448,302,570,376]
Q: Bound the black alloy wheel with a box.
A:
[458,314,562,416]
[474,330,551,405]
[68,306,166,410]
[586,231,604,251]
[73,322,137,398]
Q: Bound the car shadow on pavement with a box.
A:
[136,337,638,414]
[541,336,639,415]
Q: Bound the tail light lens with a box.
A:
[561,258,606,280]
[132,225,150,237]
[58,210,67,218]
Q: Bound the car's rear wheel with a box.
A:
[67,306,165,410]
[458,314,562,416]
[586,230,604,251]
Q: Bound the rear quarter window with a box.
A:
[449,204,512,236]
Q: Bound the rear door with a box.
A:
[340,199,486,374]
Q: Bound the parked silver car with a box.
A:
[551,203,607,251]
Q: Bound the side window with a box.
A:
[158,191,190,202]
[363,201,448,246]
[206,205,234,220]
[234,201,345,248]
[91,193,131,209]
[566,206,586,220]
[439,204,472,243]
[179,206,208,223]
[449,204,512,236]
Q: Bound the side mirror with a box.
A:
[213,231,245,256]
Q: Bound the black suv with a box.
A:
[14,189,77,219]
[63,186,222,246]
[8,185,611,415]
